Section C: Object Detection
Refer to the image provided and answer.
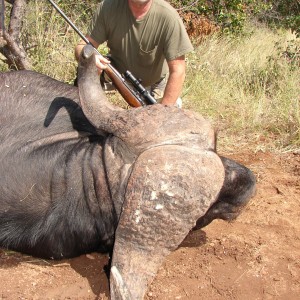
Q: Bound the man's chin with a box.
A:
[129,0,152,5]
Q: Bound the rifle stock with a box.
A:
[47,0,156,108]
[101,62,144,108]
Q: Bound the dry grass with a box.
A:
[183,25,300,151]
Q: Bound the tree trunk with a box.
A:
[0,0,31,70]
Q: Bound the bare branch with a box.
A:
[8,0,27,40]
[2,29,30,69]
[0,0,5,34]
[0,0,31,69]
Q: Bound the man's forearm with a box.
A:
[161,56,186,106]
[161,73,185,105]
[75,40,88,61]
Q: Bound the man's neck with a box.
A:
[128,0,153,20]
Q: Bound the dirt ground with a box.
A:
[0,149,299,300]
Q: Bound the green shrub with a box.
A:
[170,0,272,34]
[169,0,299,35]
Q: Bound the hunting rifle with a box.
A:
[47,0,157,107]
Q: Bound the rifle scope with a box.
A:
[124,71,157,105]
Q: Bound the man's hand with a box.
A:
[94,55,110,73]
[75,36,109,74]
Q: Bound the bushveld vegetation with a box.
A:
[0,0,299,151]
[184,26,299,151]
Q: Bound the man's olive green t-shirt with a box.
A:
[88,0,193,86]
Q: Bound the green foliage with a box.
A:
[169,0,299,35]
[170,0,272,34]
[267,0,300,37]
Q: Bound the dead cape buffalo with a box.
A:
[0,45,256,299]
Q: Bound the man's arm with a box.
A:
[75,36,110,71]
[161,56,186,106]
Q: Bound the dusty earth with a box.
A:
[0,149,299,300]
